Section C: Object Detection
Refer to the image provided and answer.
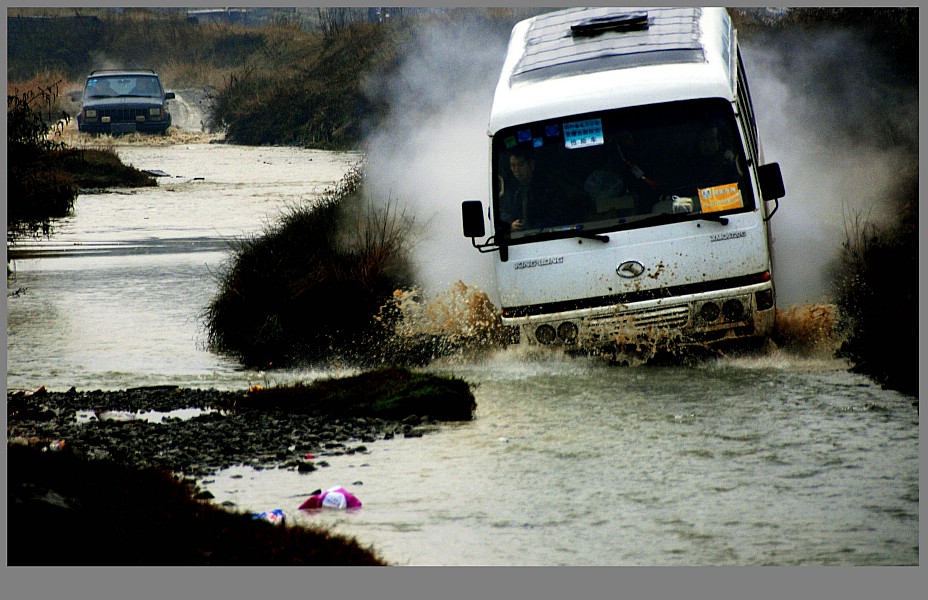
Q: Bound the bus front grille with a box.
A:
[586,305,690,341]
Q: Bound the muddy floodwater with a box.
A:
[5,141,918,566]
[7,141,361,390]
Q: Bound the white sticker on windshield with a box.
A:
[563,119,604,149]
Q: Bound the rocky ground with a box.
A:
[7,383,443,480]
[7,372,473,565]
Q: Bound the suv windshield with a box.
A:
[85,75,163,99]
[492,99,754,242]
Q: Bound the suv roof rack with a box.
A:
[89,68,156,75]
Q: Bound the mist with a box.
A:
[362,13,917,310]
[361,19,511,304]
[743,27,917,307]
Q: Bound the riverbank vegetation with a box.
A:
[203,165,422,367]
[6,82,155,245]
[7,83,75,242]
[207,20,394,147]
[832,195,918,398]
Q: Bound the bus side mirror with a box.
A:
[758,162,784,221]
[462,200,486,238]
[462,200,502,256]
[758,162,785,200]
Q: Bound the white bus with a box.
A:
[462,7,785,359]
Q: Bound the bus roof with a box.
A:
[490,7,738,134]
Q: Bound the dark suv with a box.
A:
[77,69,175,135]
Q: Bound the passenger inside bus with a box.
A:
[583,130,665,217]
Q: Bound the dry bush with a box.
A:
[205,166,419,367]
[157,61,233,90]
[831,191,918,396]
[7,71,78,123]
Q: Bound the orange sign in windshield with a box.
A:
[698,183,743,213]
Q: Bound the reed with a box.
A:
[831,189,918,396]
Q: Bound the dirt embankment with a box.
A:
[7,443,389,566]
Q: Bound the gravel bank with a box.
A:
[8,385,440,479]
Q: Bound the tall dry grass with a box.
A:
[204,165,419,367]
[7,71,80,121]
[831,191,918,397]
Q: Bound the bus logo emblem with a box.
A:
[617,261,645,278]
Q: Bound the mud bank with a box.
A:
[7,371,475,565]
[8,372,472,479]
[7,443,388,565]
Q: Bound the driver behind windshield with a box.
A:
[499,148,568,232]
[689,119,741,188]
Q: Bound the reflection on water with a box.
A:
[76,407,218,424]
[5,144,917,566]
[7,144,360,391]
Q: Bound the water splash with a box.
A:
[381,281,507,364]
[384,282,846,370]
[773,304,844,356]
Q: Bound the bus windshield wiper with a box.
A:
[527,225,611,243]
[572,231,610,242]
[550,225,610,242]
[630,212,729,228]
[695,213,729,225]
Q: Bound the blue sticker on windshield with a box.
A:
[563,119,604,149]
[545,124,560,138]
[517,129,533,143]
[532,137,543,148]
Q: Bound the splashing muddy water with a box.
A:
[5,143,917,565]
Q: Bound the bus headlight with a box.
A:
[557,322,579,343]
[535,324,557,344]
[700,302,721,322]
[722,299,744,321]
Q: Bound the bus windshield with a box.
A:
[492,98,755,241]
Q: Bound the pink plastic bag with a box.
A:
[299,486,362,510]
